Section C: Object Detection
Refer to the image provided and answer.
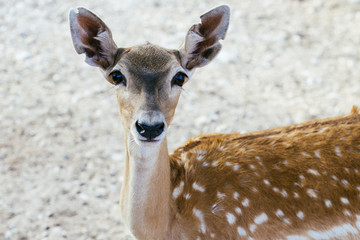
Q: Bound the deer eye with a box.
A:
[110,70,126,85]
[172,72,187,87]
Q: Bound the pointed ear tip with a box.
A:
[218,5,230,13]
[69,7,81,20]
[69,7,91,16]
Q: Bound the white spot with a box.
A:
[217,192,226,199]
[340,197,349,205]
[281,189,288,197]
[192,182,205,192]
[344,168,350,173]
[273,187,280,193]
[343,210,351,216]
[225,161,232,166]
[193,208,206,234]
[210,233,215,238]
[355,169,359,174]
[287,235,309,240]
[294,192,300,198]
[226,212,236,225]
[264,179,270,186]
[249,224,257,233]
[283,218,291,225]
[202,162,209,167]
[357,186,360,191]
[249,164,256,169]
[307,189,318,198]
[332,175,339,181]
[325,199,332,208]
[197,154,204,161]
[334,146,342,157]
[235,207,242,215]
[254,213,268,225]
[237,226,247,236]
[307,169,320,176]
[299,175,305,181]
[242,198,250,207]
[252,187,258,193]
[233,164,240,171]
[297,211,304,219]
[255,156,261,160]
[342,179,349,186]
[302,151,309,156]
[233,192,239,200]
[276,209,284,218]
[196,237,200,240]
[184,193,191,199]
[314,150,321,158]
[172,181,184,199]
[212,161,218,167]
[283,160,289,166]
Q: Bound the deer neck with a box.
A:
[120,130,171,240]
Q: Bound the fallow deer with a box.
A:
[69,5,360,240]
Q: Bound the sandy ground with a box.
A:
[1,0,360,239]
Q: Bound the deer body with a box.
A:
[69,6,360,240]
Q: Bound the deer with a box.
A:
[69,5,360,240]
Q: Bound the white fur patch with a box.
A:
[307,223,358,239]
[235,207,242,215]
[172,181,184,199]
[324,199,332,208]
[276,209,284,218]
[226,212,236,225]
[237,226,247,236]
[193,208,206,234]
[192,182,205,192]
[297,211,304,220]
[242,198,250,207]
[340,197,349,205]
[307,169,320,176]
[334,146,342,157]
[254,213,268,225]
[306,189,317,198]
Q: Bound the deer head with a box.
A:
[69,6,230,147]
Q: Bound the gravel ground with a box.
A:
[1,0,360,239]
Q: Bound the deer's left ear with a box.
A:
[180,5,230,71]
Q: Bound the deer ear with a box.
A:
[180,5,230,71]
[69,8,118,69]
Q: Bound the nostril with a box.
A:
[154,122,165,133]
[135,121,165,140]
[135,121,146,134]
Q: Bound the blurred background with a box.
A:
[1,0,359,239]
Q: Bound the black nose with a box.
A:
[135,121,165,140]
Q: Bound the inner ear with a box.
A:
[180,5,230,70]
[69,8,118,69]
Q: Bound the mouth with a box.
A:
[139,139,160,143]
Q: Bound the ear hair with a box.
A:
[180,5,230,70]
[69,8,118,69]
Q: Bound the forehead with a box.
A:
[121,44,180,74]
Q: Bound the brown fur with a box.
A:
[169,108,360,239]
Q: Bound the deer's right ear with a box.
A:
[180,5,230,71]
[69,8,118,69]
